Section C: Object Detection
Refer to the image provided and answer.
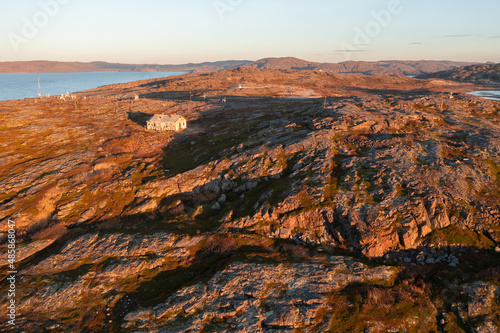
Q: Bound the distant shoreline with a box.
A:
[0,60,251,74]
[0,69,194,74]
[0,58,480,75]
[0,71,188,101]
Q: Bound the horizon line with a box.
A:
[0,57,494,66]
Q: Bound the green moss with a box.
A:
[275,146,289,170]
[26,206,40,216]
[442,312,467,333]
[325,282,437,333]
[394,184,407,198]
[323,177,338,202]
[485,159,500,179]
[52,264,93,283]
[131,254,231,308]
[425,225,495,249]
[415,155,430,165]
[298,188,313,208]
[199,318,231,333]
[266,176,298,207]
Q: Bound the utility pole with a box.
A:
[38,77,42,97]
[323,96,327,110]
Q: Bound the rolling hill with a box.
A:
[0,57,476,76]
[0,60,252,73]
[419,62,500,82]
[241,57,476,75]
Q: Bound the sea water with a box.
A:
[468,90,500,101]
[0,71,187,101]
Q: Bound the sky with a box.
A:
[0,0,499,64]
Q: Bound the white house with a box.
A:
[146,114,187,132]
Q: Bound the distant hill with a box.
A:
[0,60,252,73]
[418,63,500,82]
[241,57,476,76]
[0,57,477,75]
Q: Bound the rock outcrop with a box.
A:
[122,259,398,332]
[0,68,499,331]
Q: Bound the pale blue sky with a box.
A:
[1,0,499,64]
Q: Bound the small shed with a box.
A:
[146,114,187,132]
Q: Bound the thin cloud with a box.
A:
[439,34,482,38]
[443,34,473,38]
[333,49,366,53]
[410,42,424,45]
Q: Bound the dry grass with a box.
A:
[202,234,239,255]
[31,223,68,241]
[364,287,396,309]
[298,187,314,207]
[324,277,438,332]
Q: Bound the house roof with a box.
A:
[148,114,185,123]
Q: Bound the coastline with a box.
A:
[0,71,189,101]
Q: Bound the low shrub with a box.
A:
[202,235,239,255]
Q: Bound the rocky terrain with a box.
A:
[419,63,500,83]
[0,68,499,332]
[240,58,475,76]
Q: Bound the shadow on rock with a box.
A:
[127,111,153,127]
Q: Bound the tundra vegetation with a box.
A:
[0,68,499,332]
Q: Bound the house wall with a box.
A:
[147,118,186,132]
[177,119,187,130]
